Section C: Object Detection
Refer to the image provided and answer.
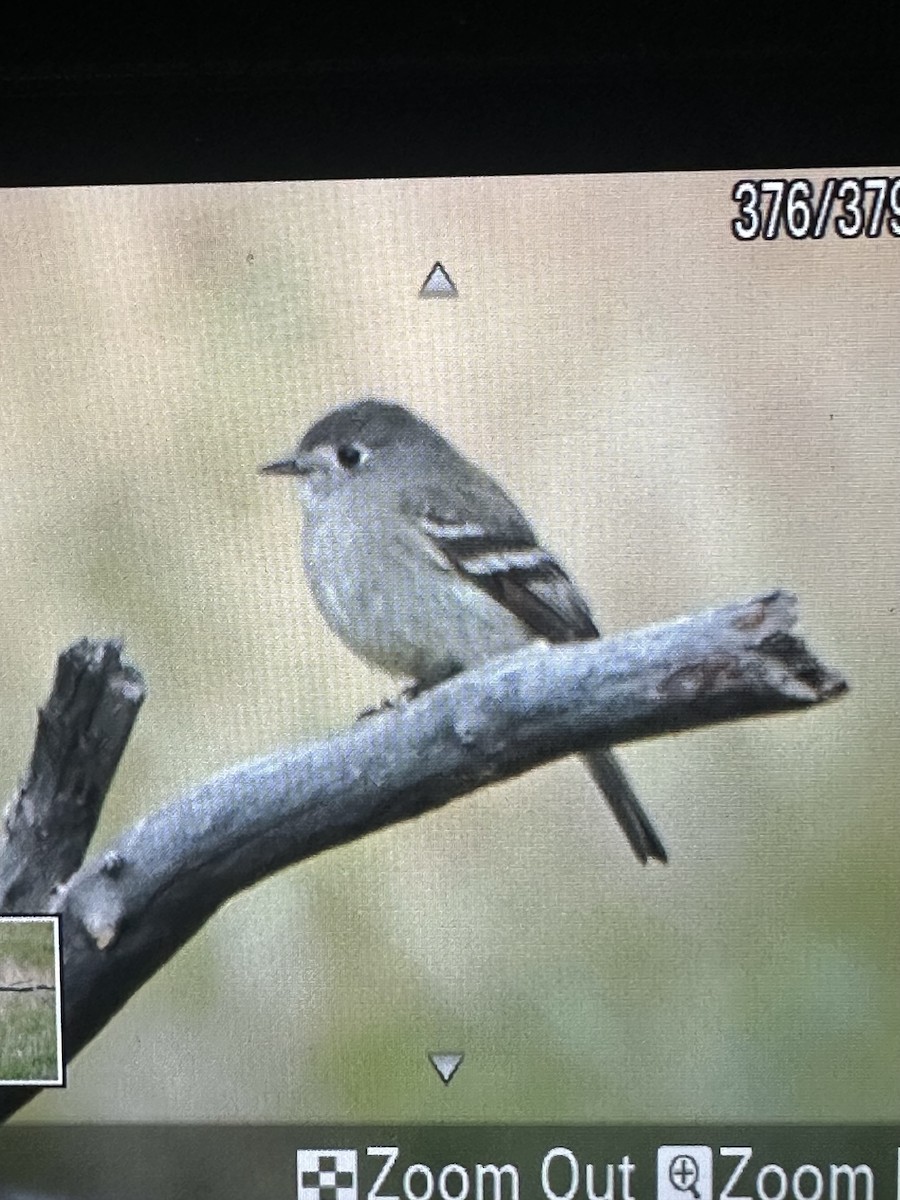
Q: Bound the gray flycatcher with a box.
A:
[260,397,666,863]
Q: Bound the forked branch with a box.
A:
[0,590,847,1120]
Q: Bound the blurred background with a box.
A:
[0,172,897,1122]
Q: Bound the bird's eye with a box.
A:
[336,443,362,468]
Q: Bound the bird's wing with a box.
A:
[403,472,600,643]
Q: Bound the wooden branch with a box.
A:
[0,639,145,913]
[0,590,847,1121]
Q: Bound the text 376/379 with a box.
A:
[732,177,900,240]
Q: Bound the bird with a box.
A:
[259,397,667,863]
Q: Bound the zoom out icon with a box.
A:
[657,1146,713,1200]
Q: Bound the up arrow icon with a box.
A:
[419,262,458,298]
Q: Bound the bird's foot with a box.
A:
[356,682,423,721]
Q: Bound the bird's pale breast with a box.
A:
[301,498,533,687]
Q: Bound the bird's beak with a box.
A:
[258,450,327,477]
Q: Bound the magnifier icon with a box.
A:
[668,1154,701,1199]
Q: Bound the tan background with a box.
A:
[0,173,897,1121]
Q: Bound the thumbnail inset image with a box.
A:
[0,915,63,1086]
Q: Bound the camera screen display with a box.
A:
[0,169,897,1195]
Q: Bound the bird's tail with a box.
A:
[582,748,667,864]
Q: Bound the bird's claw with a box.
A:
[356,683,423,721]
